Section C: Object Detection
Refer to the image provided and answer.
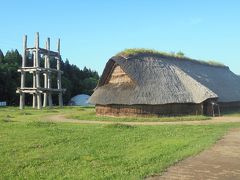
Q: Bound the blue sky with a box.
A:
[0,0,240,75]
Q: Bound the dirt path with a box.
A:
[146,128,240,180]
[46,114,240,126]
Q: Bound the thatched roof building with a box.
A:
[89,49,240,117]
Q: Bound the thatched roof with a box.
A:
[89,50,240,105]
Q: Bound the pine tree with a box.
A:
[0,49,4,63]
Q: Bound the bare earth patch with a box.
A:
[147,128,240,180]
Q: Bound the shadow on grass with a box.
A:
[27,121,57,127]
[1,118,16,123]
[104,123,136,129]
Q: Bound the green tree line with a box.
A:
[0,49,99,105]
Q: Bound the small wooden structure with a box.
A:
[17,32,65,109]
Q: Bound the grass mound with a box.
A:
[116,48,226,67]
[117,48,186,58]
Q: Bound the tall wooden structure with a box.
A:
[17,32,64,109]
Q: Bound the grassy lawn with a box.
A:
[0,107,240,179]
[68,106,211,122]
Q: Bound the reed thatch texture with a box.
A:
[166,57,240,102]
[90,56,217,105]
[89,51,240,116]
[107,65,133,84]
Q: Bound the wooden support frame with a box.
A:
[17,33,65,109]
[19,35,27,109]
[57,39,63,107]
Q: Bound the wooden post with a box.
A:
[43,40,48,107]
[35,32,42,109]
[212,103,215,117]
[47,38,53,107]
[217,104,221,116]
[32,51,37,108]
[32,73,37,108]
[57,38,63,107]
[22,35,27,67]
[19,92,24,109]
[57,39,60,70]
[33,94,37,108]
[20,35,27,109]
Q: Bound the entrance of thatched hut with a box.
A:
[203,98,220,116]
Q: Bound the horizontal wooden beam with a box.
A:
[26,47,59,57]
[16,87,66,94]
[18,67,63,74]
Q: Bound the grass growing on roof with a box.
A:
[117,48,186,58]
[116,48,226,67]
[1,106,240,179]
[206,60,226,66]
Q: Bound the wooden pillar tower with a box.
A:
[17,32,65,109]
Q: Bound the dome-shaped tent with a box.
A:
[68,94,91,106]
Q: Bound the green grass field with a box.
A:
[68,106,211,122]
[0,107,239,179]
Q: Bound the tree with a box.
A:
[0,49,4,63]
[0,50,22,104]
[4,49,22,65]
